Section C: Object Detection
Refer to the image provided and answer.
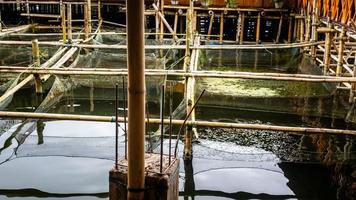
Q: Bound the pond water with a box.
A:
[0,30,355,200]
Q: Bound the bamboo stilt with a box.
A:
[84,2,89,40]
[32,39,42,94]
[127,0,145,198]
[336,27,346,76]
[256,12,261,44]
[98,0,102,25]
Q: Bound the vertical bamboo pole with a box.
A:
[256,12,261,44]
[26,0,30,23]
[219,12,224,43]
[239,12,245,45]
[183,1,193,71]
[276,14,283,43]
[32,39,42,94]
[173,11,178,39]
[236,11,241,43]
[336,26,346,77]
[67,4,72,43]
[288,16,293,43]
[311,0,318,60]
[207,11,214,41]
[84,2,89,39]
[349,53,356,104]
[300,10,305,42]
[155,0,160,41]
[323,18,332,75]
[60,3,67,43]
[160,0,164,41]
[0,10,2,32]
[87,0,92,33]
[98,0,102,24]
[127,0,145,198]
[305,4,311,43]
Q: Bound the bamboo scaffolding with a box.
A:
[0,24,35,37]
[0,111,355,136]
[152,3,179,41]
[20,13,60,18]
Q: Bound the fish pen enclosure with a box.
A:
[0,0,356,200]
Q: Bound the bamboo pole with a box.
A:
[288,16,293,43]
[67,4,72,43]
[311,0,318,59]
[1,111,356,136]
[219,12,224,43]
[350,53,356,104]
[5,67,356,82]
[160,0,164,41]
[256,12,261,44]
[236,11,241,43]
[84,2,89,40]
[173,11,178,39]
[276,14,283,43]
[98,0,102,24]
[300,10,305,42]
[127,0,145,198]
[0,75,34,104]
[336,27,346,76]
[32,39,42,94]
[207,11,214,41]
[323,19,333,75]
[152,3,179,41]
[60,3,67,43]
[239,12,245,45]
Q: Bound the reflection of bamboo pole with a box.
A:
[127,0,145,198]
[1,111,356,136]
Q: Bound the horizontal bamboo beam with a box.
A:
[0,111,355,136]
[2,67,356,83]
[164,5,288,12]
[20,13,60,18]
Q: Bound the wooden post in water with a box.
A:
[32,39,42,94]
[60,2,67,43]
[256,12,261,44]
[336,26,346,77]
[127,0,145,198]
[67,4,72,43]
